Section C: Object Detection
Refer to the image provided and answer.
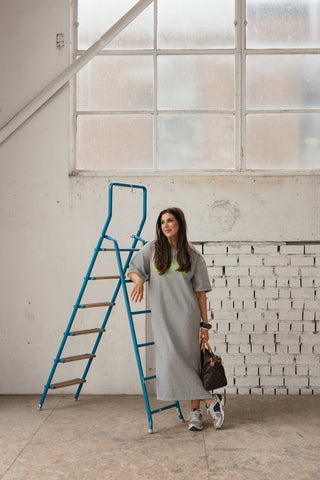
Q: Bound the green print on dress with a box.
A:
[153,259,187,278]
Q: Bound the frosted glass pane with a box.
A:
[77,56,153,111]
[247,55,320,109]
[247,1,320,48]
[77,115,153,169]
[78,0,153,50]
[158,115,234,169]
[158,56,234,110]
[158,0,235,48]
[247,114,320,169]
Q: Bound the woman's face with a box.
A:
[161,212,180,244]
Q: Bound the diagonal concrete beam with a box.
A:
[0,0,153,145]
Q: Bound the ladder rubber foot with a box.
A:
[148,428,153,434]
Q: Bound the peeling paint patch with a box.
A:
[208,200,240,233]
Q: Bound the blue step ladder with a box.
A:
[38,182,184,433]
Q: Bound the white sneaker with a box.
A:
[188,409,203,431]
[207,395,225,429]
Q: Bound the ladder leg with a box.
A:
[175,401,185,422]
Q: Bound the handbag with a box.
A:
[200,337,227,391]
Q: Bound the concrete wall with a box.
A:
[1,0,320,396]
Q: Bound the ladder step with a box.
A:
[100,247,140,252]
[88,276,120,280]
[69,328,105,336]
[49,378,85,389]
[59,354,95,363]
[151,403,177,415]
[144,375,156,381]
[131,310,151,315]
[79,302,114,308]
[138,342,155,348]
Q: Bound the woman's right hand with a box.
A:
[128,273,144,303]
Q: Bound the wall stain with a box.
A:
[208,200,240,233]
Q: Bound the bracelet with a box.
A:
[200,322,212,330]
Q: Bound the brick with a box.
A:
[291,300,304,310]
[211,333,226,344]
[264,278,277,287]
[239,277,252,287]
[290,256,315,266]
[276,344,289,354]
[284,365,296,375]
[274,266,300,277]
[226,333,250,344]
[203,244,227,254]
[213,277,227,287]
[241,322,254,333]
[238,256,264,266]
[208,300,221,310]
[228,344,240,354]
[260,376,284,387]
[264,256,289,266]
[226,386,238,394]
[309,365,320,376]
[229,322,242,332]
[288,344,300,354]
[289,278,301,288]
[208,288,230,300]
[251,344,264,353]
[291,288,315,299]
[234,365,246,376]
[276,332,299,344]
[253,322,267,333]
[265,321,278,332]
[300,333,320,344]
[213,311,237,321]
[278,311,302,321]
[263,344,276,354]
[225,266,249,276]
[245,354,270,365]
[221,299,234,310]
[228,244,252,254]
[253,244,279,254]
[299,388,313,394]
[301,278,315,287]
[238,311,262,322]
[254,288,278,299]
[230,287,254,299]
[246,366,258,376]
[271,354,294,365]
[296,365,308,375]
[206,266,224,277]
[287,387,300,394]
[300,267,320,276]
[314,345,320,354]
[224,354,245,366]
[254,300,268,309]
[213,255,238,266]
[277,321,292,332]
[276,277,290,287]
[251,387,264,395]
[278,288,291,299]
[250,266,274,277]
[236,387,252,394]
[304,300,320,310]
[252,278,265,287]
[295,354,316,365]
[305,245,320,254]
[239,343,252,354]
[300,345,313,354]
[272,365,284,375]
[280,245,304,254]
[285,377,308,388]
[267,299,292,310]
[259,366,271,375]
[275,387,288,395]
[236,376,260,387]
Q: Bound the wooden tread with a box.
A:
[59,354,95,363]
[90,276,120,280]
[79,302,114,308]
[50,378,85,389]
[69,328,104,336]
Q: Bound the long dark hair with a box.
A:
[154,207,193,275]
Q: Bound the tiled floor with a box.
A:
[1,394,319,480]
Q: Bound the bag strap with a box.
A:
[201,337,214,355]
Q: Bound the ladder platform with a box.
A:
[100,247,140,252]
[79,302,114,308]
[88,276,120,280]
[49,378,85,389]
[69,328,105,336]
[59,354,95,363]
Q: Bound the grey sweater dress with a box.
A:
[127,241,212,401]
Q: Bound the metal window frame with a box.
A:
[71,0,320,177]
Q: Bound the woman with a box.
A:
[127,208,225,431]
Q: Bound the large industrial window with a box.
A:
[74,0,320,173]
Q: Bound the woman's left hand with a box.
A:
[200,328,209,341]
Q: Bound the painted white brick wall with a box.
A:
[199,241,320,395]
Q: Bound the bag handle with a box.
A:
[201,337,214,355]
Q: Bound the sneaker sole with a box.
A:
[188,425,203,431]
